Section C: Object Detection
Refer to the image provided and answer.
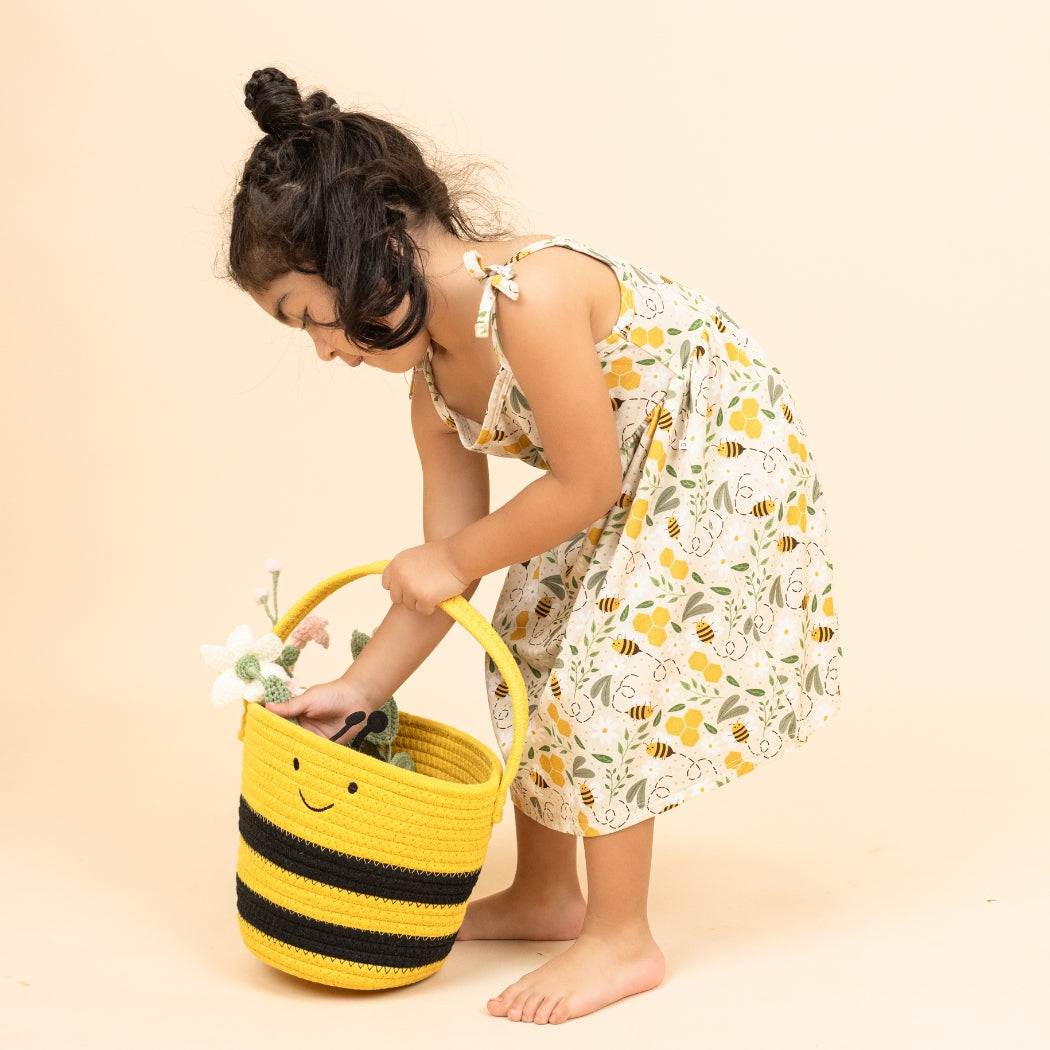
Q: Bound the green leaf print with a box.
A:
[761,409,776,419]
[712,586,732,596]
[705,723,718,734]
[781,655,800,664]
[590,675,612,705]
[769,576,784,607]
[587,569,608,592]
[717,694,748,723]
[688,318,704,331]
[654,488,680,516]
[667,327,682,335]
[805,665,825,696]
[767,375,784,406]
[572,756,596,779]
[594,754,614,764]
[540,575,566,600]
[625,779,648,807]
[713,481,732,513]
[812,476,823,503]
[746,688,766,697]
[731,563,749,572]
[637,358,656,366]
[780,711,798,739]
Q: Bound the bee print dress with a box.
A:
[414,236,841,836]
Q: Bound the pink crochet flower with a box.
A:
[289,614,330,651]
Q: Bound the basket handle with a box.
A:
[267,561,528,821]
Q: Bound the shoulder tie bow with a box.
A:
[463,250,520,338]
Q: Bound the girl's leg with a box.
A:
[487,817,665,1024]
[456,806,587,941]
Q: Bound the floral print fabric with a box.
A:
[416,237,841,836]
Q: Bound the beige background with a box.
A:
[3,0,1048,1046]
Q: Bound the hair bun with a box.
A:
[244,68,306,138]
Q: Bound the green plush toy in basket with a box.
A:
[206,561,528,990]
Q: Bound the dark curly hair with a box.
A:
[227,68,504,350]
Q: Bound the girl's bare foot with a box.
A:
[457,884,586,941]
[486,928,665,1024]
[458,807,585,941]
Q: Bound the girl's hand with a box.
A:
[382,543,469,615]
[266,678,371,742]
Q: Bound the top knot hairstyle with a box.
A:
[228,68,501,350]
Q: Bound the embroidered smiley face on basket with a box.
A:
[291,709,388,813]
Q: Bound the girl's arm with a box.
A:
[267,381,490,737]
[383,253,623,614]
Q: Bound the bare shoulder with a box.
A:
[499,242,620,342]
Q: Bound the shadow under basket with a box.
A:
[234,563,527,991]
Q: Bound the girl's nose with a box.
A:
[311,333,338,362]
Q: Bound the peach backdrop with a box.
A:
[3,1,1047,1046]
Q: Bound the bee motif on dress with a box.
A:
[780,402,794,424]
[646,741,675,758]
[777,535,799,552]
[713,315,727,334]
[535,595,553,619]
[811,626,835,642]
[694,344,706,359]
[750,500,776,517]
[667,516,681,539]
[529,770,549,789]
[597,597,621,612]
[617,492,634,509]
[647,406,673,431]
[717,441,745,458]
[610,397,624,411]
[444,415,458,429]
[695,621,715,644]
[612,638,642,656]
[494,680,509,699]
[628,705,654,720]
[491,429,506,442]
[549,672,562,699]
[579,784,595,807]
[731,722,750,743]
[660,802,680,813]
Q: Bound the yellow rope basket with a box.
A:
[235,562,528,990]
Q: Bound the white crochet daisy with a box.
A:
[201,624,289,706]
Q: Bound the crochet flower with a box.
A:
[201,624,291,707]
[289,614,330,651]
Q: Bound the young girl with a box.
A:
[229,67,841,1025]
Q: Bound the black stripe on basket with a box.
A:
[236,877,458,969]
[239,796,481,905]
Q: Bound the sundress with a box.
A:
[415,236,841,837]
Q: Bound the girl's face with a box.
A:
[251,272,429,373]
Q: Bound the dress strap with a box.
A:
[463,250,520,338]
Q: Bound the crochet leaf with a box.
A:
[389,750,416,772]
[350,629,371,661]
